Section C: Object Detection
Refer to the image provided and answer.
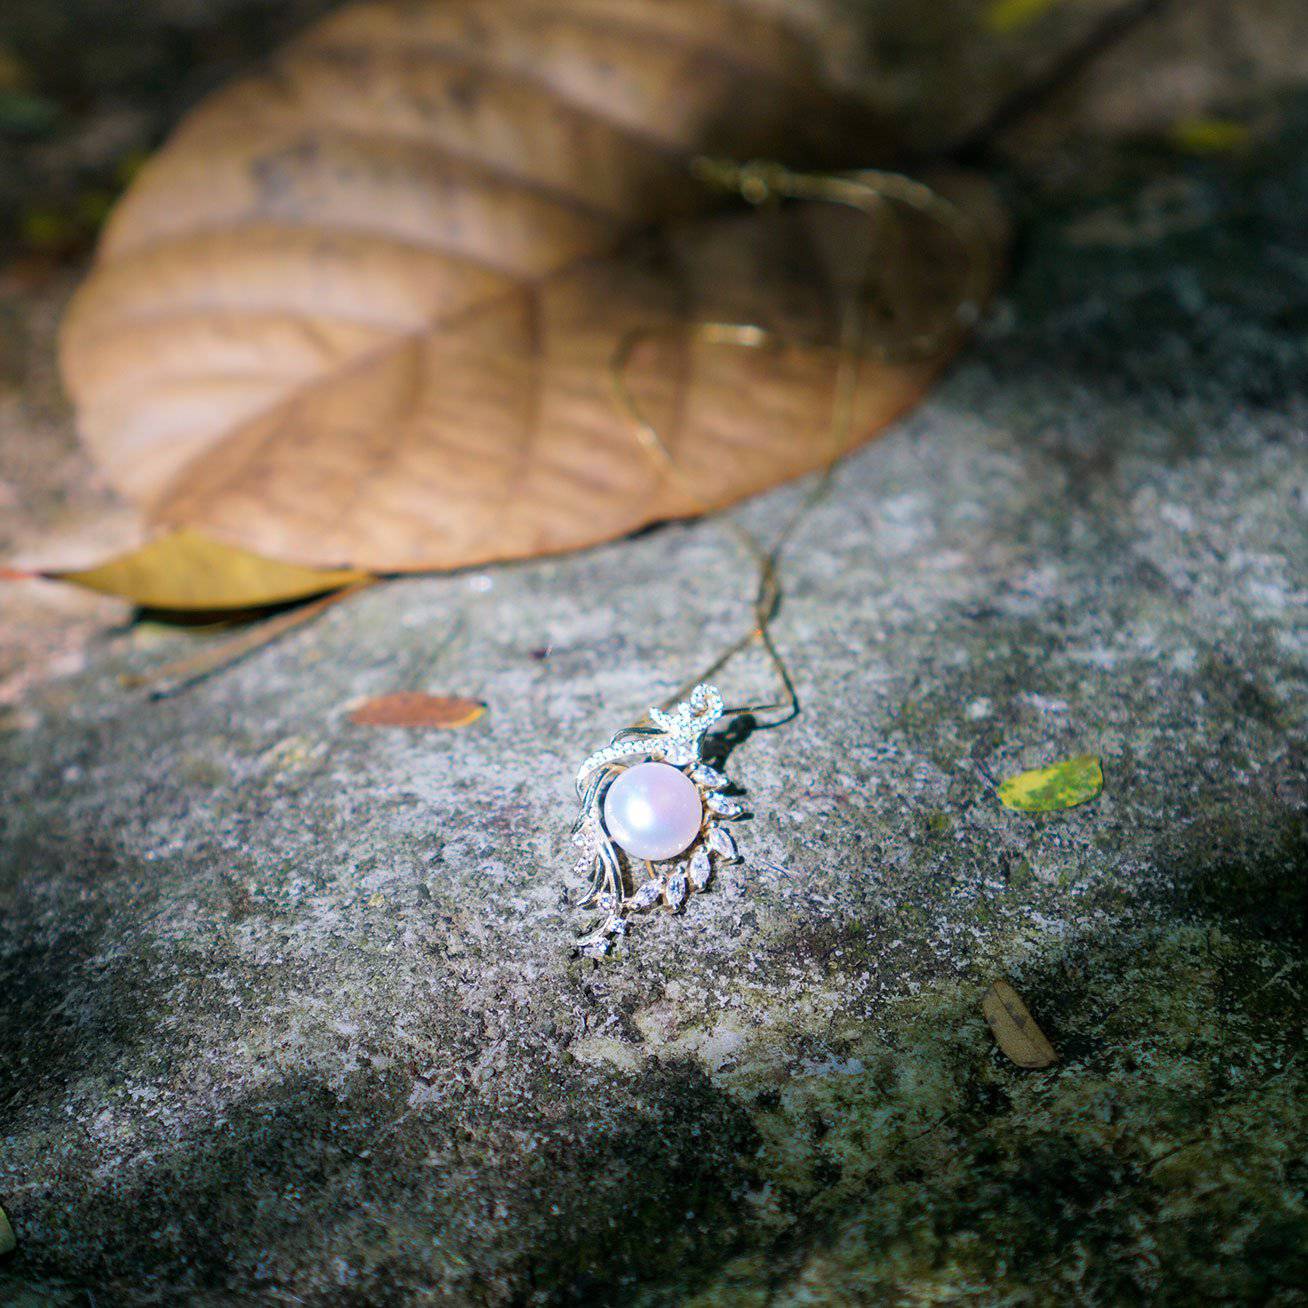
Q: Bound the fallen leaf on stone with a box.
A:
[56,0,1004,592]
[0,1203,15,1256]
[983,0,1065,34]
[998,754,1102,812]
[0,44,29,92]
[982,979,1057,1068]
[1170,116,1252,155]
[45,528,369,609]
[349,693,486,729]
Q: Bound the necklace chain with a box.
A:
[608,157,991,728]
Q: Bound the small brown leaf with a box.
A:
[349,693,485,729]
[982,979,1057,1068]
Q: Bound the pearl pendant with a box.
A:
[572,682,740,952]
[603,761,703,862]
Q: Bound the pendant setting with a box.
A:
[570,683,742,953]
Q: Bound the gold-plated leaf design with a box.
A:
[982,979,1058,1068]
[998,755,1103,812]
[59,0,1002,581]
[51,529,368,609]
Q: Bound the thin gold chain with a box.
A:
[609,158,989,727]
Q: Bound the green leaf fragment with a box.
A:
[998,755,1102,812]
[984,0,1065,34]
[0,90,60,135]
[0,1203,15,1256]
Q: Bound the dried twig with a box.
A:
[124,580,374,699]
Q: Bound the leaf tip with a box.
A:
[52,529,371,610]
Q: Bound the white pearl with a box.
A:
[603,762,703,862]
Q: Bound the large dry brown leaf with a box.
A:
[154,197,996,570]
[60,0,996,574]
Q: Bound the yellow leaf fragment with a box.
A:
[0,1203,15,1256]
[0,46,29,93]
[983,980,1057,1068]
[998,754,1102,812]
[1170,117,1251,155]
[52,529,369,610]
[984,0,1064,34]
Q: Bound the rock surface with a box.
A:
[2,8,1307,1305]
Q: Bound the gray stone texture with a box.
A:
[1,2,1306,1304]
